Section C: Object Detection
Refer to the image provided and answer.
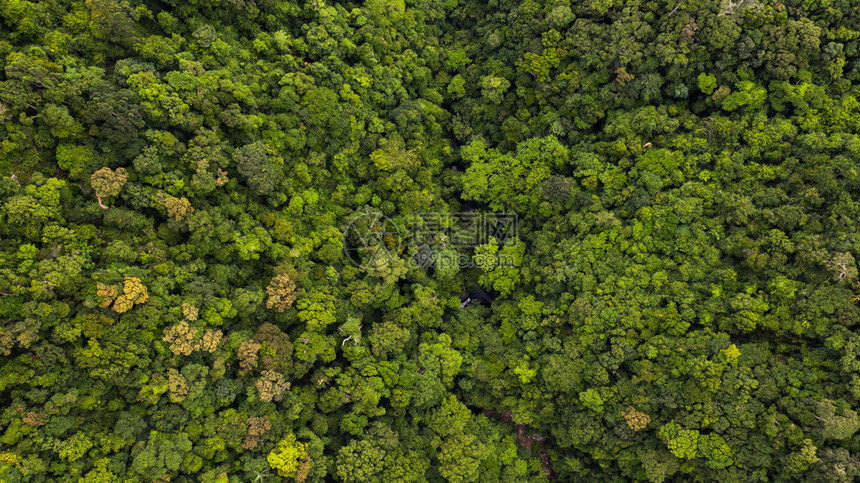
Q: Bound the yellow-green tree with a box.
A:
[90,167,127,209]
[267,433,308,478]
[156,192,194,221]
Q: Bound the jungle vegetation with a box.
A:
[3,0,860,481]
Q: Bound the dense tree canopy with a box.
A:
[3,0,860,481]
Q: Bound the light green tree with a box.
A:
[267,434,308,478]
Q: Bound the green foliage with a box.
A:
[267,433,308,478]
[697,73,718,95]
[721,81,768,112]
[336,439,384,481]
[234,141,283,197]
[579,388,604,413]
[447,74,466,99]
[698,433,734,469]
[462,135,568,214]
[667,429,699,460]
[1,2,860,481]
[816,399,860,440]
[438,433,490,483]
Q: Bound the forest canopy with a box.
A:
[3,0,860,481]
